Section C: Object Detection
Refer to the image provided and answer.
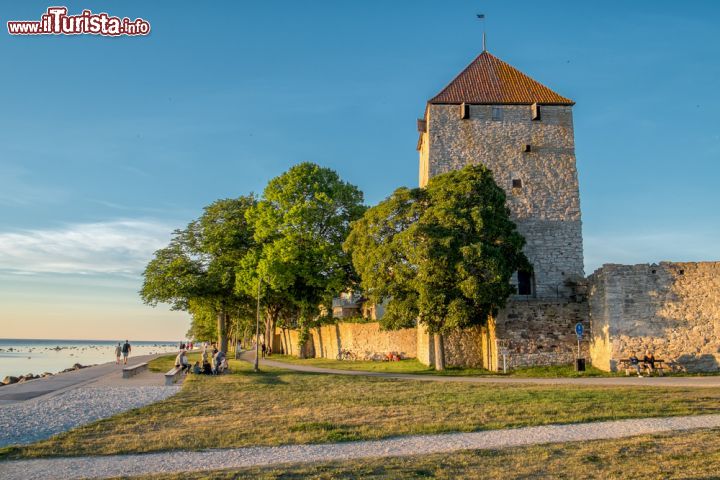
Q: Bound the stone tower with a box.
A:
[417,51,584,298]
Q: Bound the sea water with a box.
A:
[0,338,180,379]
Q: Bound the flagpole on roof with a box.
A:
[477,13,486,52]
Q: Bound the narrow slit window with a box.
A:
[523,144,532,152]
[512,179,523,189]
[460,103,469,119]
[491,107,502,121]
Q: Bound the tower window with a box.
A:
[512,179,523,189]
[517,270,533,296]
[531,103,540,121]
[460,103,469,119]
[523,144,532,152]
[491,107,502,121]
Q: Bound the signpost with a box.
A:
[496,339,510,374]
[574,322,585,371]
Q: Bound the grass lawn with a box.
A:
[3,356,720,460]
[268,354,616,377]
[120,428,720,479]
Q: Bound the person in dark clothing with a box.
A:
[261,343,266,358]
[628,352,642,377]
[121,340,131,365]
[202,361,213,374]
[643,351,656,376]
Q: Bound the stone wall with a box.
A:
[277,328,314,358]
[589,262,720,372]
[280,322,417,361]
[495,299,590,368]
[413,300,588,370]
[280,299,590,370]
[420,104,584,298]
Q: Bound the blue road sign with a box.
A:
[575,323,584,337]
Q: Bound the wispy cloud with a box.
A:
[0,220,176,275]
[0,165,67,206]
[584,231,720,274]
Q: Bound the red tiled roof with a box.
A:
[429,51,574,105]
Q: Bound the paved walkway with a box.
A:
[254,355,720,388]
[2,414,719,480]
[0,353,168,405]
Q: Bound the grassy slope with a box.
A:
[3,355,720,460]
[120,428,720,479]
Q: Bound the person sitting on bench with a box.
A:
[643,350,656,376]
[628,352,642,377]
[175,349,191,374]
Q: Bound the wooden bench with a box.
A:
[618,358,668,376]
[122,362,148,379]
[164,366,183,385]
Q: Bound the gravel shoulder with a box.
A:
[0,385,180,447]
[2,414,719,480]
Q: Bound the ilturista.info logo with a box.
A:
[7,6,150,36]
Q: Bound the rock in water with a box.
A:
[2,376,19,385]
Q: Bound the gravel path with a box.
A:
[2,414,719,480]
[255,355,720,388]
[0,385,180,447]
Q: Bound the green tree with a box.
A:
[141,196,257,353]
[244,162,365,354]
[344,165,529,370]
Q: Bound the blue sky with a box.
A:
[1,1,718,340]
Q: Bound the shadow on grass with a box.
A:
[244,369,290,386]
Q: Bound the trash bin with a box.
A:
[575,358,586,372]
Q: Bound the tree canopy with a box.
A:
[243,162,365,348]
[141,196,258,352]
[344,164,529,369]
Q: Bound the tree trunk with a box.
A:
[433,333,445,371]
[217,311,229,353]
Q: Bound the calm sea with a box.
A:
[0,338,180,379]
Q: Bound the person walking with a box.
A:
[114,342,122,365]
[121,340,132,365]
[261,342,266,358]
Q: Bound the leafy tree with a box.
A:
[344,165,529,369]
[243,162,365,354]
[141,196,257,353]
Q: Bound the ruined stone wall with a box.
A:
[422,104,584,298]
[281,322,417,361]
[495,299,590,369]
[278,328,314,358]
[442,326,486,368]
[414,300,588,370]
[589,262,720,372]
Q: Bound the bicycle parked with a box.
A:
[336,349,356,361]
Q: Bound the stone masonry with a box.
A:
[589,262,720,372]
[419,103,584,299]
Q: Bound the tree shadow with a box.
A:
[246,370,289,385]
[674,354,719,372]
